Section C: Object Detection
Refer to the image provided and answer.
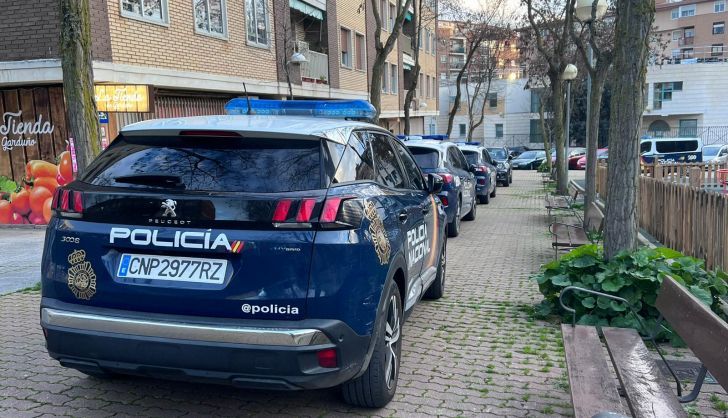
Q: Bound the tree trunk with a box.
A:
[369,53,386,123]
[583,73,606,221]
[603,0,654,260]
[551,75,567,194]
[539,98,552,174]
[446,69,466,137]
[60,0,100,174]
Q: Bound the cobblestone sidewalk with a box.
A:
[1,171,726,417]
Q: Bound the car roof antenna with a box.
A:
[242,83,252,115]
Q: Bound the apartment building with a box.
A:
[0,0,438,183]
[643,0,728,139]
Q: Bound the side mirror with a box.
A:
[427,173,444,194]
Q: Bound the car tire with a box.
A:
[424,237,446,300]
[490,186,496,198]
[463,198,476,221]
[505,173,512,187]
[447,201,461,237]
[478,194,489,204]
[342,280,402,408]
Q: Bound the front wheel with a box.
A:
[342,280,402,408]
[424,237,446,300]
[478,193,489,204]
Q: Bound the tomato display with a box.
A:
[0,152,76,225]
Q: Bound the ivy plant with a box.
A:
[532,245,728,343]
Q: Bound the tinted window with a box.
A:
[462,150,480,165]
[487,148,508,160]
[334,132,375,183]
[656,140,699,153]
[390,138,426,190]
[83,136,324,192]
[408,146,440,169]
[483,150,493,165]
[371,134,406,188]
[640,141,652,154]
[448,147,466,170]
[518,151,545,159]
[703,146,721,157]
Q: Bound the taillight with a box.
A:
[475,165,487,173]
[317,348,337,368]
[51,189,83,216]
[477,178,486,185]
[296,199,316,222]
[320,197,344,223]
[440,196,449,207]
[272,199,293,222]
[440,173,454,184]
[272,196,358,228]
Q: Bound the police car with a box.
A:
[40,100,448,408]
[404,138,477,237]
[456,142,497,204]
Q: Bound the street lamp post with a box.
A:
[562,64,578,173]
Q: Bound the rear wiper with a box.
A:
[114,174,186,189]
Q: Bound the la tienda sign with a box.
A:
[1,110,55,151]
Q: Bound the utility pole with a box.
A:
[60,0,101,173]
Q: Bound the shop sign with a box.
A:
[95,85,152,112]
[1,111,55,151]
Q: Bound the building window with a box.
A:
[390,63,398,94]
[712,43,724,56]
[716,0,726,12]
[440,55,447,63]
[679,119,698,136]
[680,4,696,17]
[425,29,431,53]
[355,33,366,70]
[340,27,352,67]
[529,119,542,143]
[382,62,389,92]
[487,92,497,108]
[419,73,425,97]
[672,9,679,19]
[459,124,466,136]
[389,3,396,31]
[246,0,269,47]
[714,22,725,34]
[194,0,227,37]
[121,0,167,24]
[530,89,544,113]
[379,0,388,31]
[672,30,682,40]
[653,81,683,110]
[495,124,503,138]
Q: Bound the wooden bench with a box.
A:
[544,182,580,220]
[559,276,728,418]
[550,202,604,258]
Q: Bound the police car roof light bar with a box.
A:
[421,135,449,141]
[225,99,377,121]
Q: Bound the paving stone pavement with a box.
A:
[1,171,727,417]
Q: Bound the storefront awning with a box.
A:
[403,52,415,67]
[289,0,325,20]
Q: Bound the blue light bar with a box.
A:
[421,134,449,141]
[225,99,377,121]
[455,141,481,146]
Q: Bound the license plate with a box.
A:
[117,254,228,284]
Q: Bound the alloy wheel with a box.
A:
[384,295,400,390]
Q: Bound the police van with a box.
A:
[640,137,703,163]
[40,100,448,408]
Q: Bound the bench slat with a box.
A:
[603,327,687,418]
[561,324,626,418]
[655,276,728,390]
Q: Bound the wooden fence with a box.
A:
[596,162,728,271]
[642,161,728,187]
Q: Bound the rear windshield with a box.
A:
[82,136,325,192]
[519,151,545,159]
[462,150,479,165]
[487,148,508,160]
[655,140,699,154]
[408,146,440,169]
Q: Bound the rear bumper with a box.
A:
[40,298,371,390]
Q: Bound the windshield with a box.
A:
[462,151,479,165]
[408,146,440,169]
[487,148,508,159]
[518,151,545,159]
[703,146,721,157]
[82,136,325,192]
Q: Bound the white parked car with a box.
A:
[702,144,728,163]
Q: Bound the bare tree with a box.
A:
[463,39,508,141]
[368,0,415,122]
[60,0,100,173]
[402,0,438,134]
[443,2,508,138]
[524,0,577,195]
[603,0,654,259]
[569,1,615,221]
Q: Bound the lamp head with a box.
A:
[562,64,578,81]
[290,52,308,64]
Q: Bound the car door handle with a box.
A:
[399,211,408,223]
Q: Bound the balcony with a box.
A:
[300,49,329,84]
[679,36,694,46]
[450,46,465,54]
[658,45,728,64]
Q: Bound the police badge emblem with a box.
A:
[67,249,97,300]
[363,201,391,265]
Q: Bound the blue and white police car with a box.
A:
[40,100,448,407]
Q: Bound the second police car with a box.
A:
[456,142,497,204]
[40,100,448,408]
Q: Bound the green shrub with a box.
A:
[532,245,728,342]
[537,161,550,173]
